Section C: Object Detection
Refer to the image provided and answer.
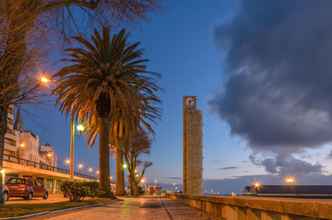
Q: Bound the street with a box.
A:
[30,197,213,220]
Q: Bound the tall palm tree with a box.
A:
[85,92,160,195]
[54,26,160,193]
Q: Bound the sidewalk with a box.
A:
[30,197,213,220]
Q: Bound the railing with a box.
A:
[167,193,332,220]
[3,154,96,180]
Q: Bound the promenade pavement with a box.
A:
[30,196,213,220]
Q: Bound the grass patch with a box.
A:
[0,200,99,218]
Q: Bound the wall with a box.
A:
[168,194,332,220]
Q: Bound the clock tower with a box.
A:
[183,96,203,195]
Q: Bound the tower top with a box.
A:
[183,96,197,109]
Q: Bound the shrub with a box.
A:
[60,181,99,202]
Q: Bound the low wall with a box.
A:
[167,194,332,220]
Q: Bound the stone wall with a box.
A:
[168,194,332,219]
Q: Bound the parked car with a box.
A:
[3,177,48,201]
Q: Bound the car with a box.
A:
[3,177,48,201]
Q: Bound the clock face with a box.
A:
[185,97,196,108]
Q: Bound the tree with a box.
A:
[123,130,152,195]
[0,0,156,203]
[53,26,160,193]
[86,92,160,195]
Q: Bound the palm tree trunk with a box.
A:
[115,148,125,195]
[0,106,7,205]
[99,118,110,192]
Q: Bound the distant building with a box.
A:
[5,108,57,167]
[2,107,92,193]
[183,96,203,195]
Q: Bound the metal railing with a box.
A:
[3,153,96,180]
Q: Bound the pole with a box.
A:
[69,117,75,179]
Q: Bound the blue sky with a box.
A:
[20,0,332,191]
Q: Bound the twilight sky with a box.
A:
[20,0,332,193]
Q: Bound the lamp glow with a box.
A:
[76,124,85,132]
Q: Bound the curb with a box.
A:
[0,204,101,220]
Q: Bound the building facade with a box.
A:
[183,96,203,195]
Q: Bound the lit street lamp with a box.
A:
[64,159,70,165]
[284,176,296,185]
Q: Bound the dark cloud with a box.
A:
[211,0,332,154]
[328,151,332,159]
[219,166,238,170]
[250,154,322,176]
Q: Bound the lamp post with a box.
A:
[69,118,85,179]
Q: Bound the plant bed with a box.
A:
[0,200,99,218]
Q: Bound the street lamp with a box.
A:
[76,124,85,132]
[284,176,296,185]
[88,167,93,173]
[69,119,86,179]
[64,159,70,165]
[38,74,52,87]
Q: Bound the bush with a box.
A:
[60,181,99,202]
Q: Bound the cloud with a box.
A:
[211,0,332,171]
[219,166,238,170]
[212,0,332,153]
[250,154,322,176]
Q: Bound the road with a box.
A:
[30,197,213,220]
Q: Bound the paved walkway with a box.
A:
[31,197,213,220]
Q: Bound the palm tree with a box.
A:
[85,92,160,195]
[54,26,160,193]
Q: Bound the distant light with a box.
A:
[253,181,262,189]
[284,176,296,184]
[20,143,26,148]
[78,163,83,169]
[231,192,237,197]
[154,179,158,184]
[88,167,93,173]
[47,153,52,158]
[64,159,70,165]
[123,164,128,169]
[109,176,113,180]
[76,124,85,132]
[96,170,100,175]
[0,169,5,175]
[140,178,145,183]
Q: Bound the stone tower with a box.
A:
[183,96,203,195]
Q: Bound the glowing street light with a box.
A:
[47,152,52,158]
[140,178,145,184]
[284,176,296,185]
[39,74,51,86]
[123,163,128,169]
[253,181,262,189]
[88,167,93,173]
[64,159,70,165]
[76,124,85,132]
[78,163,83,169]
[19,143,25,148]
[96,170,100,175]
